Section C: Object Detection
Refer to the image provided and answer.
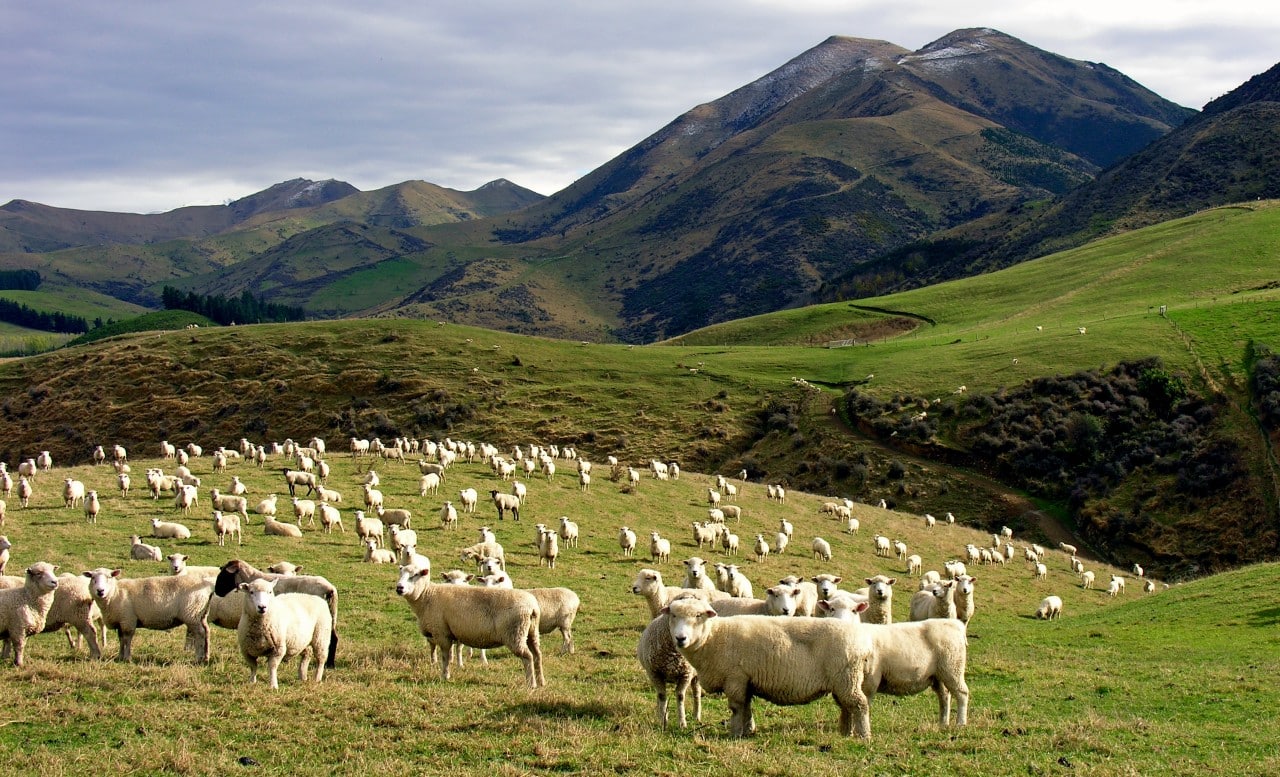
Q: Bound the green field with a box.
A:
[0,450,1275,776]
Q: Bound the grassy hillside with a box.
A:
[0,450,1274,776]
[0,287,148,323]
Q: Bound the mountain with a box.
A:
[821,59,1280,297]
[386,28,1194,340]
[0,178,358,253]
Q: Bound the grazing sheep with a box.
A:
[618,526,637,556]
[650,532,672,564]
[1058,541,1078,556]
[858,576,896,625]
[459,541,506,571]
[862,619,970,728]
[909,581,957,621]
[82,567,213,663]
[213,559,339,668]
[637,611,702,728]
[394,564,544,688]
[812,536,833,562]
[130,535,163,562]
[264,516,303,538]
[662,597,874,738]
[151,517,192,540]
[363,538,397,564]
[236,578,332,689]
[720,505,742,522]
[0,562,61,666]
[1035,595,1063,620]
[489,490,521,521]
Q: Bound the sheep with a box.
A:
[846,516,860,534]
[362,484,384,512]
[1058,541,1078,556]
[953,575,976,626]
[314,485,342,504]
[650,532,671,564]
[388,524,418,554]
[692,522,717,550]
[209,488,249,519]
[630,568,728,617]
[753,534,770,563]
[662,597,874,738]
[1035,595,1063,620]
[1033,562,1048,580]
[83,490,102,524]
[1081,570,1096,589]
[17,477,32,509]
[477,526,497,544]
[721,530,740,556]
[354,511,386,547]
[130,535,163,561]
[680,557,718,594]
[419,473,442,497]
[909,581,957,621]
[816,592,870,622]
[228,476,248,497]
[37,450,52,471]
[706,508,725,524]
[858,576,896,625]
[812,573,843,602]
[1132,563,1145,578]
[861,618,970,728]
[722,565,754,599]
[619,526,637,556]
[537,529,560,569]
[439,501,459,530]
[458,488,479,514]
[874,535,891,557]
[63,478,86,508]
[0,562,61,666]
[363,538,397,564]
[266,562,301,576]
[166,554,220,579]
[812,536,833,562]
[213,559,339,667]
[907,554,923,576]
[0,536,9,574]
[82,567,213,663]
[254,494,279,517]
[773,531,789,556]
[1108,576,1124,597]
[768,576,818,616]
[152,517,192,540]
[924,513,936,529]
[489,490,521,521]
[235,578,331,689]
[637,611,702,728]
[945,560,968,580]
[893,539,908,560]
[459,541,506,571]
[719,504,741,522]
[1070,556,1084,574]
[394,564,544,687]
[707,584,801,617]
[264,516,304,538]
[1144,579,1157,594]
[317,503,343,534]
[558,516,579,548]
[0,570,105,660]
[378,507,414,532]
[707,489,721,508]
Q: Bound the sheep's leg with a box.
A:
[951,676,970,726]
[246,655,260,684]
[508,625,541,689]
[835,684,872,739]
[726,685,753,737]
[266,653,282,689]
[560,625,573,655]
[75,620,102,659]
[692,678,703,723]
[439,638,455,680]
[116,628,134,662]
[654,679,670,729]
[190,622,210,664]
[298,647,312,683]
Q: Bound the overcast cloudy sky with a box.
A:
[3,1,1275,213]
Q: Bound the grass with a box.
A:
[0,287,148,323]
[0,450,1275,776]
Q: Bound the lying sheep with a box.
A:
[213,559,339,667]
[82,567,213,663]
[663,597,874,738]
[1035,595,1063,620]
[130,535,163,562]
[0,562,61,666]
[862,618,970,728]
[637,610,702,728]
[395,564,544,687]
[166,554,220,579]
[237,578,332,688]
[266,562,302,576]
[264,516,303,538]
[254,494,279,517]
[363,538,396,564]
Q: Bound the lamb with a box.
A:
[812,536,833,562]
[953,575,976,626]
[1035,595,1063,620]
[753,534,770,562]
[812,573,843,601]
[363,538,397,564]
[861,618,970,728]
[130,535,163,561]
[650,532,671,564]
[662,597,874,738]
[152,517,192,540]
[317,503,343,534]
[637,610,702,728]
[459,541,506,571]
[773,531,789,555]
[0,562,60,666]
[680,557,718,594]
[439,501,458,530]
[83,490,102,524]
[489,490,521,521]
[82,567,213,663]
[362,484,384,511]
[630,568,728,617]
[17,477,32,509]
[906,554,923,576]
[722,564,753,598]
[0,570,104,660]
[1033,562,1048,580]
[458,488,479,514]
[264,516,304,538]
[394,564,544,688]
[254,494,279,517]
[721,530,740,556]
[213,559,339,667]
[236,578,332,688]
[858,576,896,625]
[166,554,220,579]
[909,581,958,621]
[847,517,860,534]
[618,526,637,556]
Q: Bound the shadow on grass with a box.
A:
[504,699,616,722]
[1248,606,1280,626]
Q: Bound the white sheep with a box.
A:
[17,476,32,509]
[1144,579,1157,594]
[82,567,213,663]
[267,562,302,576]
[1035,595,1063,619]
[0,562,61,666]
[379,508,414,533]
[1081,570,1095,589]
[650,532,671,564]
[394,564,544,687]
[630,568,728,617]
[458,488,478,513]
[773,531,789,556]
[812,573,843,601]
[317,503,343,534]
[166,554,220,579]
[212,559,339,668]
[816,591,870,622]
[151,517,192,540]
[558,516,579,548]
[83,490,102,524]
[1033,562,1048,580]
[1109,576,1125,597]
[174,483,200,514]
[354,511,385,546]
[363,538,397,564]
[130,535,163,561]
[909,581,957,621]
[893,539,909,560]
[537,529,559,569]
[721,530,740,556]
[1058,541,1078,556]
[753,534,770,562]
[954,575,976,626]
[858,575,896,625]
[1132,563,1145,578]
[0,536,9,574]
[254,494,279,517]
[236,578,332,688]
[862,618,970,728]
[618,526,637,556]
[681,557,718,594]
[720,504,742,522]
[637,610,702,728]
[264,516,303,538]
[419,472,442,497]
[907,554,923,576]
[874,535,892,557]
[0,570,105,660]
[662,597,874,738]
[459,541,506,571]
[723,565,754,599]
[63,478,86,508]
[812,536,833,562]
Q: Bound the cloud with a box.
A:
[2,0,1275,212]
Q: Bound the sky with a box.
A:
[3,1,1276,214]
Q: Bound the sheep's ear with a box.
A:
[111,569,123,578]
[83,570,94,578]
[816,600,831,613]
[887,578,897,585]
[833,576,842,584]
[703,607,718,619]
[854,601,869,613]
[658,605,670,615]
[864,577,875,585]
[238,583,250,592]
